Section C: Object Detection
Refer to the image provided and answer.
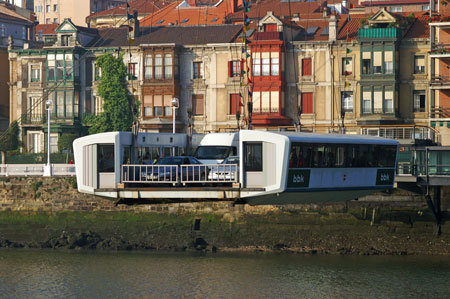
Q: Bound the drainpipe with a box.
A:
[430,0,436,123]
[330,44,335,130]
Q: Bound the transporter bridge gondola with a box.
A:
[73,130,398,205]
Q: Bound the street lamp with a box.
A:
[43,99,52,177]
[171,97,179,134]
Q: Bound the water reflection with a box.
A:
[0,250,450,298]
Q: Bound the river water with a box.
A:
[0,250,449,298]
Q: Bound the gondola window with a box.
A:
[244,143,263,172]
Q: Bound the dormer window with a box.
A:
[264,24,277,32]
[61,35,71,46]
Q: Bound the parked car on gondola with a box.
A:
[144,156,208,182]
[207,156,239,182]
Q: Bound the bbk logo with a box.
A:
[380,173,390,181]
[293,174,304,183]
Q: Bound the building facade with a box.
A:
[429,0,450,145]
[34,0,126,26]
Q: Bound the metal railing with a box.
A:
[361,127,432,141]
[121,164,239,185]
[122,165,179,185]
[0,164,76,176]
[397,163,450,176]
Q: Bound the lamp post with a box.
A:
[171,97,179,134]
[43,99,52,177]
[341,109,346,134]
[171,97,179,156]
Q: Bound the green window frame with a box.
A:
[47,51,75,83]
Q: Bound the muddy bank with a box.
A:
[0,210,449,255]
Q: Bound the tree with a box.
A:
[0,121,19,152]
[58,133,77,153]
[83,52,134,134]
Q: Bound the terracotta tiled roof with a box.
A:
[95,24,242,47]
[228,0,361,21]
[36,24,59,35]
[404,13,429,38]
[228,0,321,21]
[337,14,368,41]
[337,12,430,40]
[360,0,428,6]
[140,0,230,26]
[87,0,169,20]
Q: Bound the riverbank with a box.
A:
[0,210,449,255]
[0,177,449,255]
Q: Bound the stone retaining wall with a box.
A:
[0,177,448,214]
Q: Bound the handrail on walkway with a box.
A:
[0,164,76,176]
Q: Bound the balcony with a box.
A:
[430,75,450,89]
[21,113,78,125]
[361,127,434,142]
[429,44,450,58]
[430,107,450,119]
[358,28,402,40]
[251,32,283,41]
[428,14,450,29]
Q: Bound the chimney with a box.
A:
[329,15,337,42]
[132,10,140,38]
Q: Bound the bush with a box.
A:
[5,152,74,164]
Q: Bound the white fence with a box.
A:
[0,164,76,176]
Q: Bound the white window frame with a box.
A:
[29,63,42,83]
[341,91,353,113]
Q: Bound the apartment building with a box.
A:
[34,0,126,26]
[429,0,450,145]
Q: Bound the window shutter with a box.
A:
[302,58,312,76]
[270,91,279,112]
[228,61,232,77]
[302,92,313,114]
[154,95,162,106]
[193,94,204,115]
[384,51,393,62]
[373,52,382,67]
[374,90,383,110]
[230,94,239,115]
[163,95,172,107]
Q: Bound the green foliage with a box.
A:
[0,121,20,152]
[83,52,134,134]
[58,133,77,153]
[32,181,43,192]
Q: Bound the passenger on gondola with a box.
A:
[297,149,304,167]
[289,151,298,168]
